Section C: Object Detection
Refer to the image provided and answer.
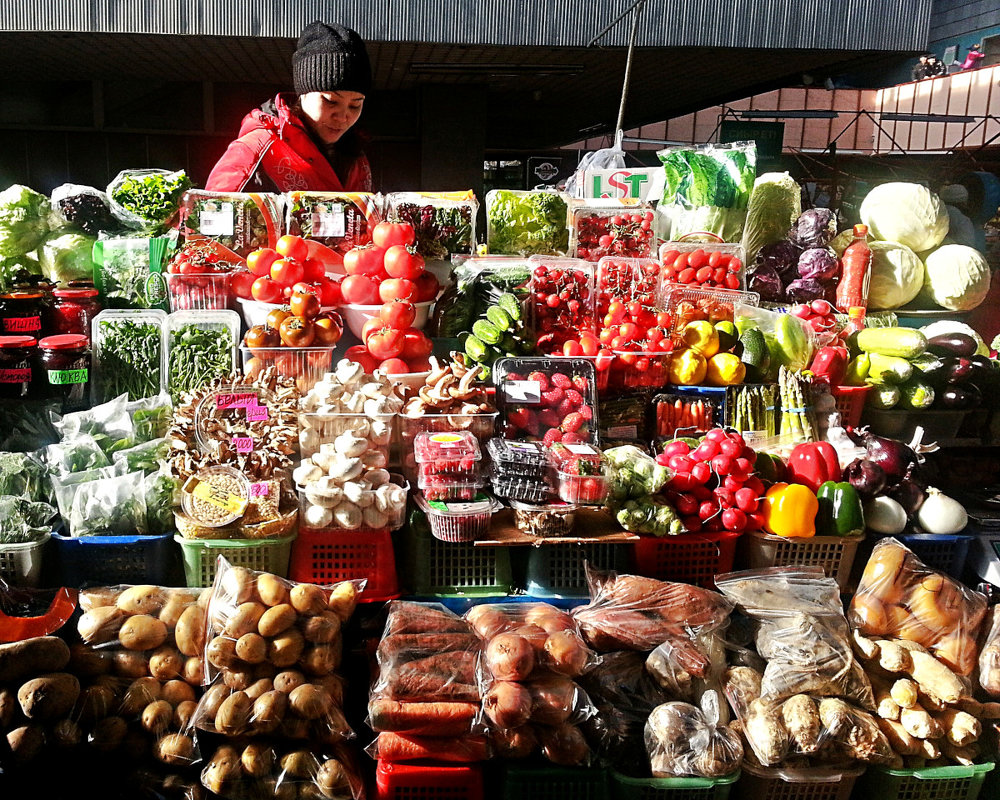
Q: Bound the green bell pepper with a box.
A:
[815,480,864,537]
[844,354,870,386]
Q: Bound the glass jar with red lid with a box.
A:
[0,290,51,337]
[51,287,101,337]
[0,335,39,400]
[38,334,91,411]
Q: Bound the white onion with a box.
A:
[916,488,968,534]
[865,496,907,535]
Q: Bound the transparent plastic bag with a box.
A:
[979,606,1000,696]
[179,189,284,259]
[367,732,491,763]
[564,146,627,198]
[93,232,174,310]
[68,470,147,537]
[734,302,816,373]
[644,690,743,778]
[0,496,56,544]
[144,468,179,536]
[127,393,173,442]
[107,168,191,231]
[384,191,478,260]
[52,462,126,519]
[646,628,729,718]
[46,433,112,476]
[52,394,136,454]
[604,445,672,504]
[50,183,119,237]
[0,448,53,504]
[850,538,988,676]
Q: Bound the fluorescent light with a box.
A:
[739,110,840,119]
[880,112,976,123]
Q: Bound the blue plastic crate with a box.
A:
[522,542,630,598]
[897,533,973,579]
[52,533,179,586]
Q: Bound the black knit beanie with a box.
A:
[293,21,372,95]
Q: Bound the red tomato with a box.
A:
[243,325,280,349]
[290,287,321,320]
[270,258,305,287]
[412,271,440,302]
[379,357,411,375]
[379,299,416,330]
[343,245,386,277]
[302,258,326,282]
[305,239,344,271]
[275,235,309,263]
[247,248,279,277]
[313,277,341,306]
[408,356,432,372]
[372,221,416,249]
[251,276,282,303]
[400,329,433,360]
[360,317,383,343]
[366,327,405,360]
[384,245,425,280]
[379,278,415,303]
[345,344,379,373]
[341,275,379,305]
[231,271,255,299]
[278,315,316,347]
[312,311,343,346]
[266,307,292,330]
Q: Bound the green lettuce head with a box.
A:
[0,184,50,257]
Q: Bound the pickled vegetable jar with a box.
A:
[52,287,101,337]
[0,335,38,400]
[0,290,49,336]
[38,334,91,410]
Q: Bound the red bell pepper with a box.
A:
[787,441,841,492]
[810,346,849,386]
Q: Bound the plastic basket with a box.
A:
[896,533,973,579]
[742,531,862,591]
[859,763,994,800]
[501,764,609,800]
[610,770,738,800]
[830,385,869,428]
[523,541,631,598]
[53,533,177,586]
[176,534,295,587]
[631,531,740,589]
[0,533,50,588]
[239,345,337,394]
[289,528,399,602]
[375,761,484,800]
[737,765,863,800]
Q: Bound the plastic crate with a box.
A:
[406,594,588,615]
[895,533,974,580]
[609,770,738,800]
[742,531,862,591]
[630,531,740,589]
[375,761,483,800]
[859,763,994,800]
[737,765,863,800]
[830,385,869,428]
[400,510,514,596]
[53,533,177,586]
[176,534,295,587]
[501,764,609,800]
[0,533,49,587]
[523,541,630,598]
[862,408,967,442]
[289,528,399,602]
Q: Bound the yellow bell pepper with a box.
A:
[761,482,818,538]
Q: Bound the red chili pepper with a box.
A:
[810,346,849,386]
[787,441,841,492]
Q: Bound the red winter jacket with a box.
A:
[206,94,372,193]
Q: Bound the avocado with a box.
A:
[739,328,770,382]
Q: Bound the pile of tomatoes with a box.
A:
[660,246,743,289]
[572,208,655,261]
[242,288,344,351]
[233,234,343,307]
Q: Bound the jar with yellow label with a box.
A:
[38,333,91,411]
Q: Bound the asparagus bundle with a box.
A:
[778,366,816,443]
[731,384,777,437]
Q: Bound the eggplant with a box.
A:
[927,333,978,358]
[910,353,949,387]
[947,357,974,385]
[939,385,982,409]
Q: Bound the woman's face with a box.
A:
[298,91,365,144]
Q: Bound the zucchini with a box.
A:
[867,353,913,385]
[485,306,512,332]
[869,384,901,410]
[899,378,935,410]
[857,327,927,359]
[471,319,502,345]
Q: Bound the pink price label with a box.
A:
[232,435,254,453]
[216,392,258,410]
[245,404,269,422]
[250,482,269,497]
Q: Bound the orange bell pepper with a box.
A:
[762,482,818,538]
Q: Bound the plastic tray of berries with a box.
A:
[528,255,597,352]
[570,204,656,261]
[413,430,483,481]
[493,357,600,447]
[486,438,552,476]
[659,284,760,341]
[659,241,746,289]
[418,476,487,502]
[490,469,557,504]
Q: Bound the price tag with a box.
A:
[565,443,599,454]
[183,476,248,516]
[198,203,235,236]
[233,435,254,453]
[250,482,270,497]
[508,442,542,452]
[605,426,636,440]
[429,432,464,448]
[503,380,541,404]
[311,206,346,238]
[216,392,258,410]
[245,404,269,422]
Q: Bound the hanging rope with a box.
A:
[615,0,647,138]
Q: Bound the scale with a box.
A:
[955,486,1000,588]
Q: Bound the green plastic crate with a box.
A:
[175,534,296,587]
[859,763,994,800]
[737,765,863,800]
[522,541,630,597]
[610,770,738,800]
[502,765,609,800]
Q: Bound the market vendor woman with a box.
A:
[206,21,373,193]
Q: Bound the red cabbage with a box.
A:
[790,208,837,248]
[797,247,839,280]
[785,276,828,303]
[747,264,784,301]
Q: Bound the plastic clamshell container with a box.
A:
[659,241,746,290]
[176,534,295,587]
[239,345,338,393]
[180,465,251,528]
[487,437,552,476]
[510,499,578,538]
[608,349,673,391]
[415,492,500,543]
[397,412,499,483]
[658,284,760,341]
[485,189,570,256]
[297,482,407,532]
[297,411,396,459]
[384,191,479,261]
[490,469,557,504]
[570,202,656,261]
[284,191,381,255]
[0,533,51,587]
[91,308,167,404]
[418,477,487,502]
[595,256,661,311]
[178,190,285,257]
[163,272,232,312]
[165,309,240,397]
[414,430,482,465]
[527,255,597,347]
[556,468,609,505]
[235,296,338,329]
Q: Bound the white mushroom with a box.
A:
[298,428,321,454]
[363,506,389,530]
[370,419,391,445]
[342,481,370,507]
[304,505,333,529]
[361,450,387,469]
[306,486,343,508]
[328,455,364,482]
[312,450,334,471]
[333,503,363,530]
[292,463,322,486]
[366,469,391,488]
[336,360,364,385]
[334,431,369,458]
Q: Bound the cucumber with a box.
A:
[857,327,927,359]
[497,293,523,322]
[472,319,502,345]
[486,305,512,332]
[867,353,913,385]
[899,378,936,410]
[464,334,488,362]
[870,384,901,410]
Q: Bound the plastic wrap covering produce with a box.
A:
[385,191,477,261]
[486,189,569,256]
[285,192,380,256]
[849,538,987,676]
[645,690,743,778]
[716,567,873,709]
[465,602,598,765]
[49,183,120,237]
[107,169,190,232]
[179,190,284,259]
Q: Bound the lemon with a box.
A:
[681,320,720,358]
[667,348,708,385]
[705,353,747,386]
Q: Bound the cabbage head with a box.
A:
[860,182,948,252]
[920,244,990,311]
[868,240,924,310]
[38,230,97,283]
[0,184,50,257]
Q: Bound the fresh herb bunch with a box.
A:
[114,438,170,474]
[0,451,53,504]
[46,435,111,476]
[168,324,234,401]
[132,405,171,442]
[144,471,177,535]
[111,171,190,229]
[0,497,56,544]
[394,203,473,260]
[69,473,146,536]
[97,319,163,401]
[99,241,153,308]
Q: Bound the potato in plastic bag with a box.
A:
[644,690,743,778]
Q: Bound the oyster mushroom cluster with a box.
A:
[403,356,494,417]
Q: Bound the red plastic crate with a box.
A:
[630,531,740,589]
[375,761,484,800]
[289,528,399,602]
[831,385,869,428]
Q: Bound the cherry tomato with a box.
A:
[278,315,316,347]
[343,244,386,277]
[312,311,344,346]
[341,275,379,305]
[366,327,405,360]
[412,271,440,302]
[243,325,280,349]
[384,245,425,280]
[230,270,255,299]
[379,278,416,303]
[247,248,279,277]
[372,221,416,249]
[344,344,379,373]
[251,276,282,304]
[313,277,341,306]
[265,307,292,330]
[270,258,305,287]
[275,235,309,263]
[563,340,583,356]
[379,299,417,330]
[400,329,433,360]
[379,357,411,375]
[290,287,321,320]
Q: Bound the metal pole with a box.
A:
[615,0,647,139]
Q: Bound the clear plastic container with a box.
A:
[164,272,232,312]
[193,384,282,455]
[418,477,487,502]
[296,479,407,532]
[659,284,760,341]
[569,203,656,261]
[527,256,597,351]
[487,438,552,477]
[547,443,609,505]
[595,256,661,313]
[413,430,483,481]
[546,441,604,472]
[178,189,284,258]
[297,411,395,459]
[284,191,381,256]
[609,349,673,390]
[490,469,557,504]
[659,241,746,290]
[415,493,500,543]
[180,465,250,528]
[384,191,478,261]
[91,308,167,404]
[397,412,498,483]
[510,499,578,538]
[485,189,570,256]
[165,309,240,399]
[239,345,338,393]
[652,391,724,438]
